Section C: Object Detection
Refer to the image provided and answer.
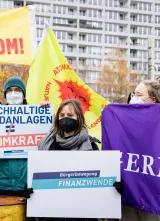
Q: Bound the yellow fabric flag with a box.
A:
[27,28,108,141]
[0,7,34,65]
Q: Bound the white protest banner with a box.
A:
[0,105,53,158]
[27,151,121,219]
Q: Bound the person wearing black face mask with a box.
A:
[39,99,94,152]
[59,117,79,134]
[38,99,98,221]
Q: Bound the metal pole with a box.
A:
[148,38,155,80]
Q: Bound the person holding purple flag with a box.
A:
[102,79,160,221]
[129,80,160,104]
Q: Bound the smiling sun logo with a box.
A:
[55,80,91,113]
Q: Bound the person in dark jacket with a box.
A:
[38,99,98,221]
[0,75,32,218]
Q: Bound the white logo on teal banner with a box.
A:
[32,170,116,189]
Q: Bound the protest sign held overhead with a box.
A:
[27,28,108,142]
[0,105,53,158]
[0,7,36,65]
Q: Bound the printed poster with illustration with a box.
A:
[27,29,108,143]
[0,105,53,158]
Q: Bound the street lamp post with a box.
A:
[148,38,155,80]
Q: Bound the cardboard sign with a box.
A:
[0,105,53,158]
[27,151,121,218]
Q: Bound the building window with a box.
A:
[14,1,23,6]
[0,0,14,8]
[119,37,126,45]
[93,35,97,42]
[98,35,101,42]
[79,34,86,41]
[68,33,73,40]
[119,13,125,20]
[119,1,124,7]
[80,0,86,3]
[131,2,137,9]
[68,45,74,52]
[109,23,112,31]
[40,17,44,25]
[68,8,74,15]
[119,26,123,32]
[130,49,137,58]
[87,34,91,42]
[80,9,86,16]
[36,16,39,24]
[88,9,92,17]
[131,38,137,45]
[60,44,66,52]
[56,31,60,39]
[156,28,160,36]
[131,26,137,34]
[109,0,113,7]
[138,63,142,70]
[105,35,108,43]
[156,40,160,48]
[131,14,137,21]
[37,29,43,38]
[131,62,137,70]
[155,4,160,12]
[109,11,112,19]
[109,36,112,43]
[79,46,86,53]
[79,58,86,66]
[143,63,147,71]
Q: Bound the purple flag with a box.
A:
[102,104,160,215]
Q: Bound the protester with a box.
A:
[129,79,160,104]
[123,79,160,221]
[38,99,98,221]
[39,99,98,151]
[4,75,27,105]
[0,75,33,220]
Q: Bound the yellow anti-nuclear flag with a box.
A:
[0,7,34,65]
[27,28,108,141]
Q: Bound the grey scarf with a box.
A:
[39,128,92,151]
[56,128,92,150]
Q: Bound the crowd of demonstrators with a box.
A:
[0,76,33,219]
[121,79,160,221]
[1,74,160,221]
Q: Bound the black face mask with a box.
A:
[59,117,78,133]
